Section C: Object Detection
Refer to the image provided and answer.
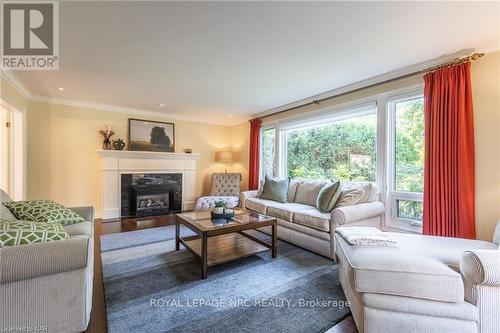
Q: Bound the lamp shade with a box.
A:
[215,151,234,163]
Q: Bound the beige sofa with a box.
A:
[334,223,500,333]
[240,180,385,259]
[0,190,94,333]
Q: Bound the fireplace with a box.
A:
[121,173,182,218]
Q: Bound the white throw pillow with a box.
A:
[335,188,364,208]
[256,179,265,197]
[342,182,374,204]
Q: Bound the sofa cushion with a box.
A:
[294,180,327,206]
[266,203,313,222]
[288,180,299,203]
[260,176,290,203]
[342,182,377,203]
[293,209,331,232]
[316,181,342,213]
[245,197,274,214]
[0,220,69,248]
[335,188,364,208]
[3,200,85,226]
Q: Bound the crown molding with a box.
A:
[0,70,32,99]
[1,71,244,126]
[29,95,240,125]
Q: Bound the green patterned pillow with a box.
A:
[0,220,69,248]
[3,200,85,226]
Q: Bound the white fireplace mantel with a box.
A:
[97,149,200,220]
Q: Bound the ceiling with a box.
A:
[12,1,500,125]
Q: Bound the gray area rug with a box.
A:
[100,225,195,252]
[101,228,350,333]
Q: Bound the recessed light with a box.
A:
[159,103,165,107]
[57,87,64,91]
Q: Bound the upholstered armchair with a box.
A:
[194,173,242,211]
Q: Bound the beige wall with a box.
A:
[26,101,237,217]
[472,51,500,241]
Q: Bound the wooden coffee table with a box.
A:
[175,210,277,279]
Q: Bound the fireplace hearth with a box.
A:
[121,173,182,218]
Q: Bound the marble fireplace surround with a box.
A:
[97,150,200,220]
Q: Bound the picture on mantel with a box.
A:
[128,118,175,152]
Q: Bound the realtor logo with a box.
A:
[1,1,59,69]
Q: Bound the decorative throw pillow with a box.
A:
[316,181,342,213]
[334,189,364,208]
[260,176,290,203]
[3,200,85,226]
[1,204,17,221]
[0,220,69,248]
[256,179,265,197]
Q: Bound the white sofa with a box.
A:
[0,190,94,333]
[334,222,500,333]
[240,180,385,259]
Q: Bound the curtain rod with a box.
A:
[258,52,485,120]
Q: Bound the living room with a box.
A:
[0,2,499,333]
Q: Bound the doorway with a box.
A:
[0,99,24,200]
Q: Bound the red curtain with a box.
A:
[423,62,476,239]
[248,118,261,190]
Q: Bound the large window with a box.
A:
[257,86,425,232]
[260,127,275,178]
[389,95,424,224]
[281,107,377,182]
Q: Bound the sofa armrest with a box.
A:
[461,249,500,287]
[331,201,385,227]
[69,206,94,223]
[0,237,89,284]
[239,190,259,208]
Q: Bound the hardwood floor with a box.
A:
[85,216,357,333]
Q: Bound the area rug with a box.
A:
[101,226,350,333]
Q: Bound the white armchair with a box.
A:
[194,173,242,211]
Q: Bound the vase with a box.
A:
[113,139,126,150]
[103,138,112,150]
[213,207,224,214]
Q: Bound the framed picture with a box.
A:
[128,118,175,152]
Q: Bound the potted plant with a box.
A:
[212,200,226,214]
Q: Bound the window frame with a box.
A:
[278,101,378,182]
[259,125,277,180]
[386,90,424,232]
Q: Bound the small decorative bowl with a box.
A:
[211,211,235,220]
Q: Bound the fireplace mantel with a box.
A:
[97,149,200,220]
[97,149,201,160]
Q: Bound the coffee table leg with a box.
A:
[175,218,180,251]
[201,234,208,279]
[272,222,277,258]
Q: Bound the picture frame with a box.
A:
[128,118,175,152]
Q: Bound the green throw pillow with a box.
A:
[3,200,85,226]
[260,176,290,203]
[0,220,69,248]
[316,181,342,213]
